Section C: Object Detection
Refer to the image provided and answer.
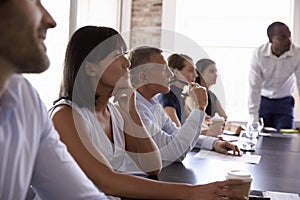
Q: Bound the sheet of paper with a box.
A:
[263,191,300,200]
[194,150,261,164]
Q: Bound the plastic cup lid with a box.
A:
[226,170,252,180]
[212,117,225,122]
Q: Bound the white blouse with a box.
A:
[52,99,140,173]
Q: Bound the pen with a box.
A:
[218,136,238,142]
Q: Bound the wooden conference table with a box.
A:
[157,133,300,194]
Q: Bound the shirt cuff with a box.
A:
[200,135,218,150]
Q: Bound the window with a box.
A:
[24,0,70,109]
[76,0,121,31]
[25,0,122,109]
[169,0,295,121]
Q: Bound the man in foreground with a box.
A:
[0,0,110,199]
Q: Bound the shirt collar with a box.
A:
[264,43,272,56]
[170,84,183,94]
[0,79,17,124]
[136,91,158,108]
[0,79,17,111]
[264,42,295,58]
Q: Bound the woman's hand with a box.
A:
[112,70,134,103]
[112,74,162,175]
[111,71,139,117]
[189,180,247,200]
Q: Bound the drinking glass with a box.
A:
[247,117,264,137]
[239,130,257,151]
[239,118,262,151]
[257,118,264,134]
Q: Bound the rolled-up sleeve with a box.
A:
[248,48,263,123]
[140,105,205,162]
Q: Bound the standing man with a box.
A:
[0,0,109,199]
[248,21,300,131]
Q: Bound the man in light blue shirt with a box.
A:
[248,21,300,131]
[129,46,240,163]
[0,0,110,199]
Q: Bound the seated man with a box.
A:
[129,46,240,162]
[0,0,110,199]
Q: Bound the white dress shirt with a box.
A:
[248,43,300,122]
[0,75,109,200]
[136,92,217,162]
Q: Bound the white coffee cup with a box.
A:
[226,170,252,199]
[211,115,225,125]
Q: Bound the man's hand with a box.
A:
[189,83,207,111]
[213,141,241,156]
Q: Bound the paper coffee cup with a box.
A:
[211,115,225,125]
[226,170,252,199]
